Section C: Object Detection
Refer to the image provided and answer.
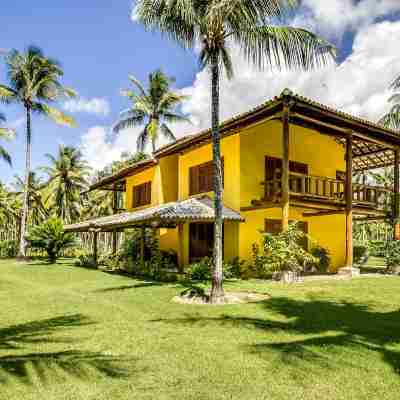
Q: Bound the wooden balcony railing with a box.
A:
[262,171,391,210]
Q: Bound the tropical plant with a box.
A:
[134,0,336,302]
[252,222,317,278]
[42,145,89,223]
[310,245,331,273]
[0,111,14,166]
[0,182,21,226]
[385,241,400,273]
[0,45,77,257]
[12,172,48,226]
[380,74,400,130]
[113,69,189,153]
[25,217,76,262]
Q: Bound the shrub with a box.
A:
[252,222,318,278]
[26,218,75,262]
[368,240,386,257]
[223,257,246,279]
[0,239,18,258]
[353,245,369,266]
[74,253,98,269]
[385,241,400,269]
[310,245,331,273]
[187,257,212,281]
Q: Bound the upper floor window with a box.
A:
[189,159,224,196]
[132,181,151,208]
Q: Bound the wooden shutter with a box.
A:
[189,159,224,196]
[133,181,152,207]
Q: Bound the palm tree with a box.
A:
[0,46,77,257]
[42,145,89,224]
[113,69,189,153]
[12,172,48,226]
[134,0,336,303]
[380,75,400,130]
[0,111,14,166]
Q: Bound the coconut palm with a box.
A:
[134,0,336,303]
[113,69,189,153]
[380,74,400,130]
[12,172,48,226]
[42,145,89,224]
[0,46,77,257]
[0,111,14,166]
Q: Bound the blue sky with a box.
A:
[1,1,400,184]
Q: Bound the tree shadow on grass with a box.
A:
[0,314,143,386]
[93,282,164,293]
[151,296,400,375]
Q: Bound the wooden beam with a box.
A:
[178,223,184,273]
[394,148,400,240]
[353,148,392,159]
[140,226,145,271]
[93,231,98,267]
[112,184,118,255]
[303,210,345,217]
[345,132,354,267]
[281,100,291,231]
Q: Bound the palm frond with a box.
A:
[0,85,18,103]
[237,25,336,71]
[33,103,76,127]
[160,123,177,142]
[137,127,149,152]
[0,146,12,166]
[128,74,147,97]
[112,112,145,133]
[380,105,400,131]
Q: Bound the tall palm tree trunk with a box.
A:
[210,52,225,304]
[18,105,31,258]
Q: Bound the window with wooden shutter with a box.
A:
[132,181,151,208]
[189,159,224,196]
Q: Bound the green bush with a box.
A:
[353,245,369,266]
[0,239,18,258]
[74,253,97,269]
[252,222,317,277]
[385,241,400,269]
[187,257,212,281]
[368,241,387,257]
[26,218,75,262]
[187,257,246,281]
[310,245,331,273]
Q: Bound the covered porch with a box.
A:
[65,196,244,270]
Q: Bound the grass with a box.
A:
[1,259,400,399]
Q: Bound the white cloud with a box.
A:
[294,0,400,38]
[63,97,110,116]
[81,19,400,170]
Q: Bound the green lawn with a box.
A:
[1,259,400,400]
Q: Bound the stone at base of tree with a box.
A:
[338,266,360,277]
[387,266,400,275]
[273,271,302,283]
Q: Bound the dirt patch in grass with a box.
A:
[172,290,271,305]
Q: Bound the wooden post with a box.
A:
[178,223,184,273]
[112,184,118,255]
[93,230,98,267]
[342,131,356,274]
[140,226,145,270]
[394,149,400,240]
[281,99,291,231]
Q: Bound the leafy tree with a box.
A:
[25,217,76,262]
[134,0,336,302]
[0,46,77,257]
[42,145,89,223]
[0,182,21,226]
[380,75,400,130]
[0,111,14,166]
[113,69,189,153]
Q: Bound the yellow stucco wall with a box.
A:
[178,134,241,210]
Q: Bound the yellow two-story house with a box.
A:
[66,90,400,274]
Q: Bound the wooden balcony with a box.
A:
[260,171,390,211]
